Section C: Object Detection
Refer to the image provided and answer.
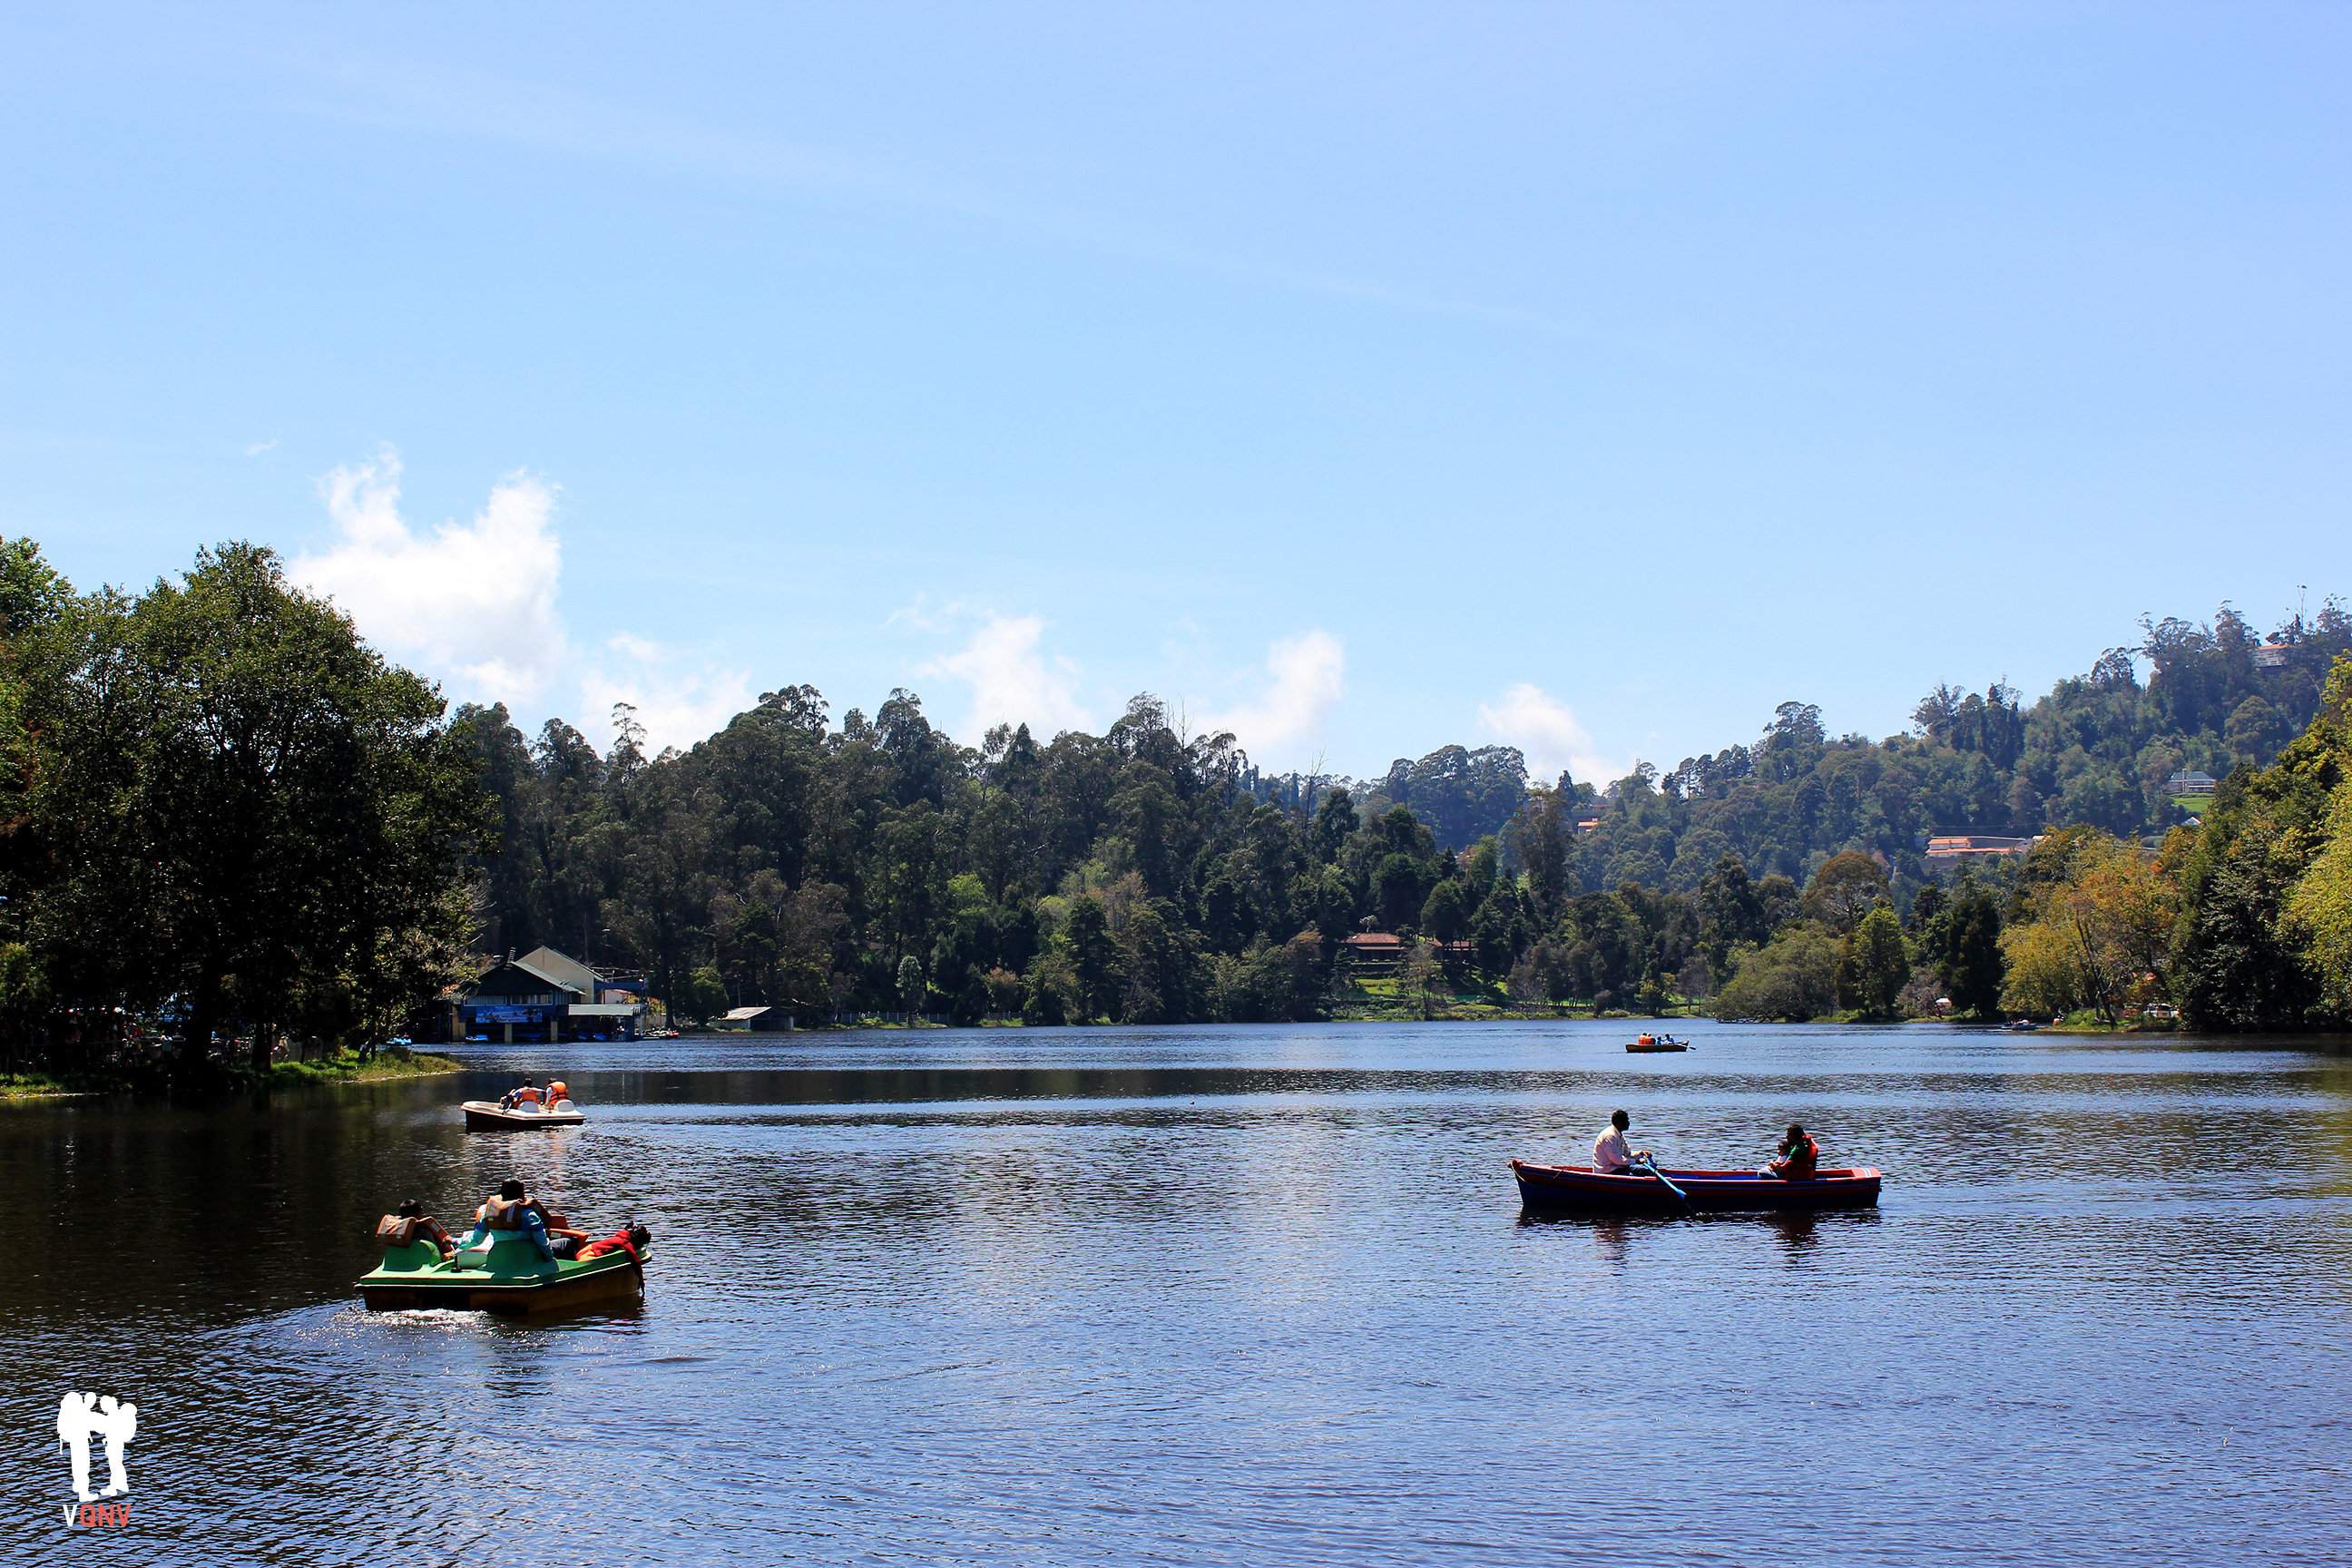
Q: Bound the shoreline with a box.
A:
[1,1048,467,1102]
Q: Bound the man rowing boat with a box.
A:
[1592,1109,1653,1174]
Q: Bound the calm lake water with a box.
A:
[5,1021,2349,1565]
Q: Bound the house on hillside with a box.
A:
[1924,835,2037,862]
[2164,770,2219,797]
[456,946,649,1044]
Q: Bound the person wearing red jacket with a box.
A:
[1762,1123,1818,1181]
[577,1223,652,1260]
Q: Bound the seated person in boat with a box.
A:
[378,1199,458,1259]
[545,1080,570,1107]
[1760,1122,1818,1181]
[498,1080,544,1111]
[527,1200,594,1259]
[456,1179,558,1259]
[1592,1110,1652,1173]
[575,1222,652,1261]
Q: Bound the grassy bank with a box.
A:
[1,1045,465,1100]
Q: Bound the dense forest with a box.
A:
[449,585,2351,1033]
[3,534,2347,1073]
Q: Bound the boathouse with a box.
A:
[458,946,648,1044]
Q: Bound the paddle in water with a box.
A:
[1632,1157,1693,1210]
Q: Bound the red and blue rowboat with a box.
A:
[1510,1159,1882,1212]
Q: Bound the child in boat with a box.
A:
[1761,1123,1819,1181]
[576,1223,652,1261]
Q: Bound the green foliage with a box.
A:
[676,966,730,1024]
[1804,851,1892,934]
[1835,906,1911,1017]
[1713,928,1839,1021]
[5,540,492,1070]
[1940,885,2007,1020]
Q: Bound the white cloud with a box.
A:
[918,614,1092,738]
[291,447,565,705]
[578,636,759,758]
[1476,682,1622,788]
[1194,630,1346,763]
[243,436,279,456]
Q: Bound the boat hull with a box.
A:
[462,1100,586,1132]
[358,1237,646,1315]
[1511,1160,1881,1212]
[1624,1043,1690,1053]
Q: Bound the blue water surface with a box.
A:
[4,1019,2347,1565]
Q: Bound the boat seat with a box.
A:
[375,1239,445,1274]
[550,1098,574,1112]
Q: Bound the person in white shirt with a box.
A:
[1592,1109,1651,1173]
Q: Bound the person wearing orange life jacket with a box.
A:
[1760,1122,1819,1181]
[453,1179,557,1259]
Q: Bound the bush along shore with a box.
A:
[0,1044,465,1101]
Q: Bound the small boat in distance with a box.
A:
[1625,1033,1691,1053]
[1511,1159,1881,1212]
[462,1097,586,1131]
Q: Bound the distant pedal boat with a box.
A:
[462,1098,586,1131]
[1625,1034,1690,1053]
[1511,1159,1881,1211]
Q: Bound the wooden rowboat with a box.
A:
[462,1099,585,1131]
[1625,1034,1690,1053]
[1511,1159,1881,1212]
[358,1233,647,1315]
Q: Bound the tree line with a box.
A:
[1,534,2345,1073]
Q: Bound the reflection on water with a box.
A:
[2,1019,2348,1564]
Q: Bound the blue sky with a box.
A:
[5,4,2347,781]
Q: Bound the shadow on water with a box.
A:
[1518,1205,1884,1267]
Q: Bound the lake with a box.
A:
[5,1021,2348,1565]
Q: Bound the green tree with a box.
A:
[896,954,926,1016]
[24,544,491,1068]
[1802,851,1891,934]
[1941,887,2007,1020]
[677,965,730,1024]
[1503,784,1575,915]
[1063,895,1122,1022]
[1835,906,1911,1018]
[1419,877,1469,942]
[1713,927,1838,1020]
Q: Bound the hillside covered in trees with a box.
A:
[454,593,2349,1032]
[2,530,2346,1065]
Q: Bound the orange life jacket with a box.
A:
[514,1085,543,1105]
[1779,1134,1819,1180]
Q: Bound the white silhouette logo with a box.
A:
[56,1391,137,1510]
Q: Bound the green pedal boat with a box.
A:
[358,1232,649,1315]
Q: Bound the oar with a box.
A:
[1632,1157,1693,1211]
